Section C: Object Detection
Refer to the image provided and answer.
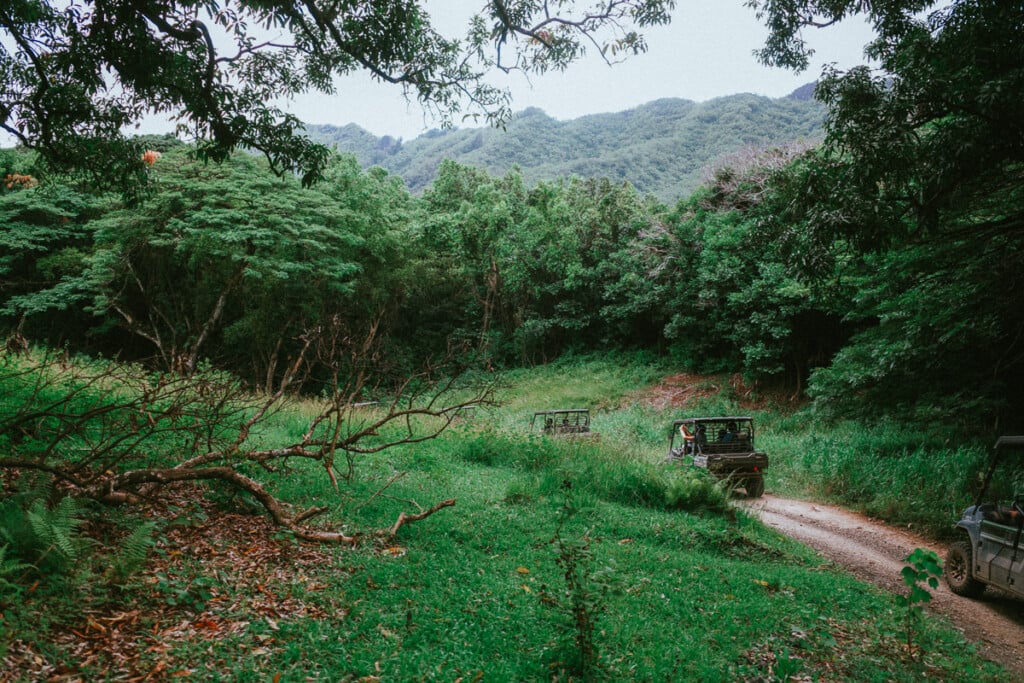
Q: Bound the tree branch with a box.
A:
[383,498,457,540]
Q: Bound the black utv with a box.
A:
[667,416,768,497]
[531,409,599,440]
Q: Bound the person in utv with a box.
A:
[720,421,738,443]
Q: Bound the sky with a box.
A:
[280,0,880,141]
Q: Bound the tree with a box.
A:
[750,0,1024,420]
[749,0,1024,256]
[1,0,676,195]
[0,163,111,347]
[748,0,935,72]
[1,147,417,384]
[753,0,1024,250]
[519,176,656,355]
[405,161,533,362]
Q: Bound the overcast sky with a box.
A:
[280,0,879,140]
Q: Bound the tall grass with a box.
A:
[764,416,991,535]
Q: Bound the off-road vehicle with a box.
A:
[666,416,767,497]
[945,435,1024,599]
[531,409,599,439]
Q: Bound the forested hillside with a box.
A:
[306,90,825,202]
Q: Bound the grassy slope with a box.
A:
[2,356,1010,681]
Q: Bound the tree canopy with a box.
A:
[728,0,1023,422]
[0,0,674,195]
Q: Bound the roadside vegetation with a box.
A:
[765,418,992,537]
[0,355,1014,680]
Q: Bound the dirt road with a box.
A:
[742,494,1024,677]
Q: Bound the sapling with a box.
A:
[897,548,942,660]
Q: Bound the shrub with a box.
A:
[665,469,730,514]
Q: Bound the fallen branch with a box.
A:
[354,471,406,512]
[383,498,457,540]
[2,337,492,545]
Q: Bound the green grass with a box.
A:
[0,355,1014,681]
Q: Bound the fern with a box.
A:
[0,475,50,565]
[107,520,157,583]
[0,479,87,576]
[27,496,86,572]
[0,544,31,599]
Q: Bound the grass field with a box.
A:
[0,355,1012,681]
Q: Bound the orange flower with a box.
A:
[3,173,38,189]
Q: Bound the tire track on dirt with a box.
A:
[742,494,1024,677]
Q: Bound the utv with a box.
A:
[666,416,768,497]
[945,435,1024,599]
[531,409,599,440]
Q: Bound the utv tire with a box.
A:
[746,475,765,498]
[946,540,985,598]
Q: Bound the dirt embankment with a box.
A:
[743,495,1024,677]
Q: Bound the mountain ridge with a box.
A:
[307,86,824,203]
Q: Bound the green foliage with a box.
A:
[106,520,158,585]
[3,0,1021,431]
[409,164,672,362]
[0,358,1014,681]
[449,429,728,515]
[0,350,255,484]
[764,416,989,534]
[0,544,31,599]
[2,149,416,383]
[752,0,1024,423]
[0,473,155,599]
[664,469,730,513]
[0,168,110,343]
[307,92,825,203]
[650,147,850,390]
[0,478,87,576]
[3,1,1022,440]
[805,230,1024,421]
[153,572,218,613]
[897,548,943,661]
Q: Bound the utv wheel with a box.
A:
[745,475,765,498]
[946,540,985,598]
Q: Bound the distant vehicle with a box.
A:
[945,435,1024,599]
[451,405,477,421]
[531,409,599,439]
[666,416,767,497]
